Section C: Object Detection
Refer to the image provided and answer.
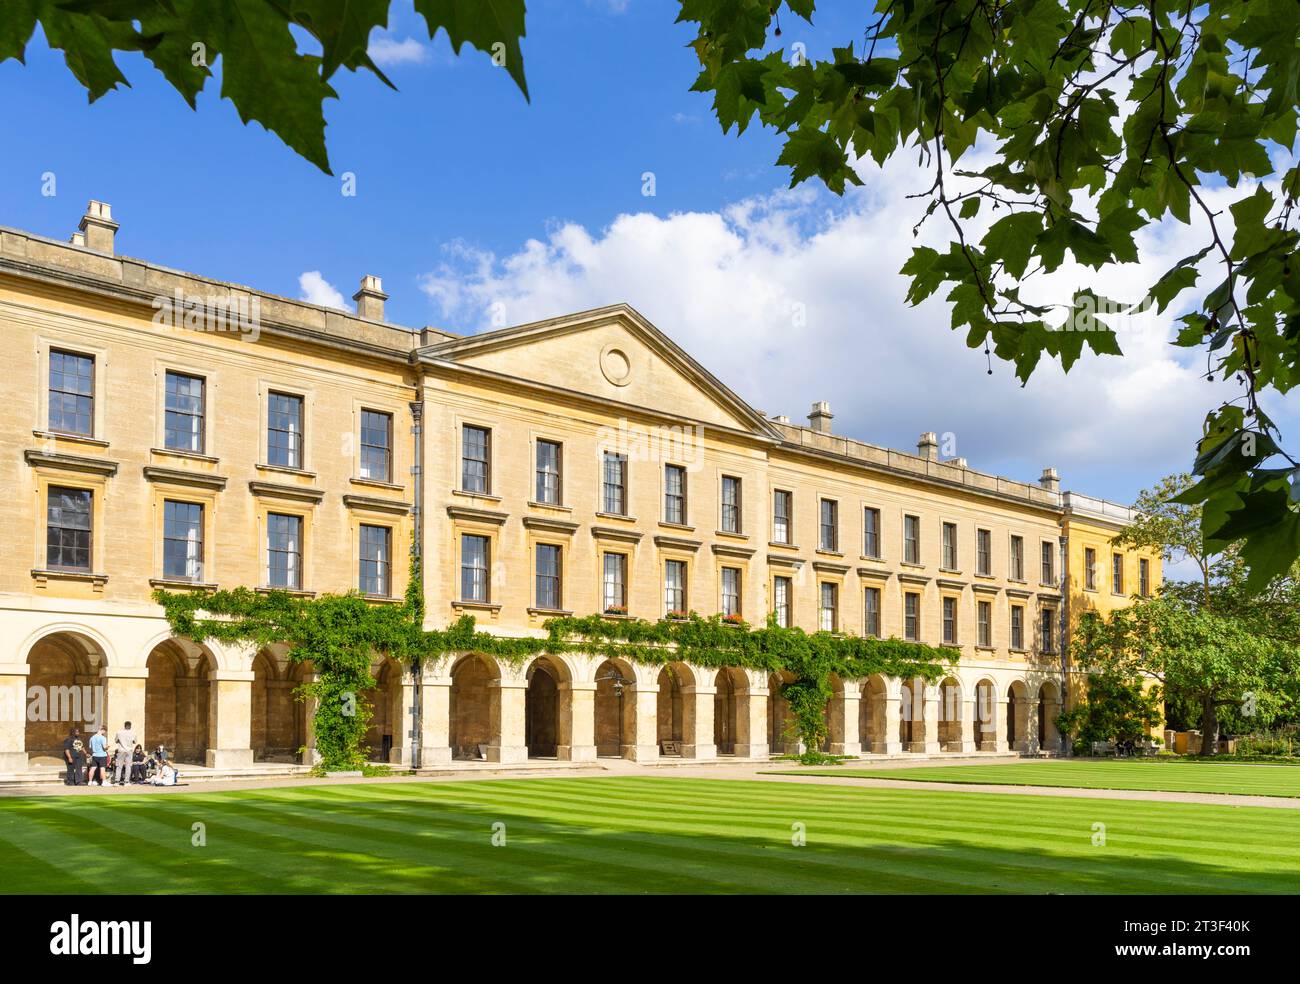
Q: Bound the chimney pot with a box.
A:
[78,200,118,255]
[808,401,834,434]
[950,457,968,469]
[1040,467,1061,492]
[917,431,939,461]
[773,414,790,424]
[353,275,389,321]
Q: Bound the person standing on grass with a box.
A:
[62,727,84,786]
[87,726,109,786]
[113,720,136,786]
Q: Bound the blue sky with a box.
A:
[0,0,1293,534]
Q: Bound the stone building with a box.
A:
[0,203,1160,775]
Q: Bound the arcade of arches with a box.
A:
[2,625,1063,770]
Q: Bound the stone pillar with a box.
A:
[206,669,254,769]
[302,671,322,766]
[558,682,597,762]
[828,682,862,756]
[681,684,716,759]
[1042,696,1063,754]
[910,684,942,754]
[1024,697,1041,754]
[392,677,417,767]
[624,684,659,762]
[102,666,147,747]
[488,680,528,763]
[876,693,903,754]
[0,663,29,772]
[734,685,769,759]
[420,673,452,766]
[991,696,1009,753]
[955,695,978,752]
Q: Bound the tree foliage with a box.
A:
[0,0,529,173]
[1073,599,1300,755]
[679,0,1300,589]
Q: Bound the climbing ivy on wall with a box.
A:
[154,558,948,768]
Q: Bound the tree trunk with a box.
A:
[1200,695,1219,756]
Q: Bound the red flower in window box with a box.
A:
[721,613,745,626]
[604,604,628,616]
[666,609,689,621]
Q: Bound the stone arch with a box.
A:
[24,629,108,764]
[20,623,116,668]
[593,658,637,757]
[524,655,567,758]
[1007,680,1030,752]
[899,678,919,750]
[145,639,214,763]
[972,677,998,751]
[363,656,405,764]
[655,663,691,753]
[713,667,744,755]
[938,676,964,750]
[767,670,797,754]
[449,653,500,760]
[858,675,890,754]
[251,650,299,762]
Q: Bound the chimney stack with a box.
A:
[353,275,388,321]
[772,414,791,424]
[808,401,833,434]
[950,457,969,469]
[78,200,117,254]
[1039,467,1060,492]
[917,432,939,461]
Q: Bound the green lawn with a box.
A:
[775,760,1300,797]
[1,776,1296,893]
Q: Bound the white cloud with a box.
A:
[368,36,429,67]
[417,153,1298,505]
[298,271,348,310]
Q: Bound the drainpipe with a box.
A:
[408,399,424,772]
[1058,533,1069,757]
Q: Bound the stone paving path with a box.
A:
[4,757,1298,809]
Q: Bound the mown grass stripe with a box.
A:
[2,776,1296,894]
[777,761,1300,797]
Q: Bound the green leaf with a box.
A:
[413,0,529,101]
[982,211,1041,279]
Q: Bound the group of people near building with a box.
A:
[60,723,180,787]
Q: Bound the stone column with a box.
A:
[488,680,528,763]
[681,683,716,759]
[1024,697,1041,754]
[876,693,903,754]
[956,695,978,752]
[991,696,1010,753]
[828,682,862,756]
[0,663,29,772]
[1042,695,1063,754]
[102,666,147,746]
[392,676,417,767]
[206,669,254,769]
[420,672,452,766]
[301,671,322,766]
[910,684,942,754]
[558,682,597,762]
[624,684,659,762]
[734,684,769,759]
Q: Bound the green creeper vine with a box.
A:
[154,556,948,768]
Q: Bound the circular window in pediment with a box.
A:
[600,344,632,386]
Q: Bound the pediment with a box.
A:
[419,304,778,438]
